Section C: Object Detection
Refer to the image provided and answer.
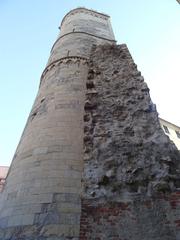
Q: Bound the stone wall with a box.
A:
[81,44,180,240]
[0,167,9,193]
[0,8,115,240]
[0,58,88,240]
[1,7,179,240]
[48,7,115,66]
[48,34,115,66]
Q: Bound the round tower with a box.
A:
[0,8,115,240]
[47,7,115,65]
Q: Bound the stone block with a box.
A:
[57,202,81,213]
[53,193,80,204]
[33,147,48,155]
[0,217,8,228]
[41,224,80,238]
[34,212,60,225]
[7,214,34,227]
[59,213,80,225]
[21,214,34,226]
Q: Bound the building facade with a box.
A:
[159,118,180,150]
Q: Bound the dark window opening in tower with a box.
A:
[175,130,180,138]
[163,125,170,134]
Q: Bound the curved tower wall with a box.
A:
[0,8,115,239]
[60,8,114,39]
[47,8,115,65]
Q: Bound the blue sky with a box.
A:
[0,0,180,166]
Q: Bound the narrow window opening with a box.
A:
[163,125,170,134]
[175,131,180,139]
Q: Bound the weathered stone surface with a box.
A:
[83,44,180,199]
[80,44,180,239]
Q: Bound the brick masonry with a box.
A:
[80,192,180,240]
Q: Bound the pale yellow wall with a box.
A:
[159,118,180,150]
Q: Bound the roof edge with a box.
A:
[159,117,180,130]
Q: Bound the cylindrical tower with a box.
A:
[0,8,115,240]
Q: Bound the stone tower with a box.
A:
[1,7,180,240]
[0,7,115,240]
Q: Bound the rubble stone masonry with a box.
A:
[81,44,180,240]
